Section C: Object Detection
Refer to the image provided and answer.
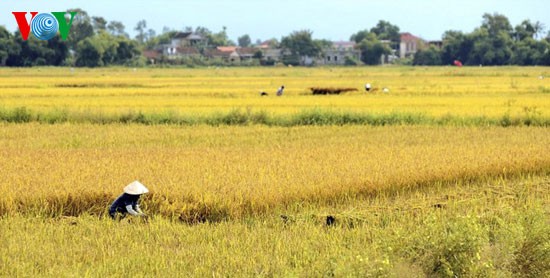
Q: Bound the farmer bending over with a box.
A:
[109,181,149,219]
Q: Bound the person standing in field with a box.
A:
[109,180,149,220]
[276,85,285,96]
[365,83,372,92]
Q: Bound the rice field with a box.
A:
[0,66,549,276]
[0,67,549,124]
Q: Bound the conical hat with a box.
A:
[123,181,149,195]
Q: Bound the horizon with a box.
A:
[1,0,548,43]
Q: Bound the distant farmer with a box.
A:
[109,180,149,220]
[365,83,372,92]
[276,85,285,96]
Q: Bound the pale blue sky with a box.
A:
[1,0,548,42]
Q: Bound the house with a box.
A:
[237,47,259,61]
[380,40,399,64]
[399,32,424,58]
[204,47,240,62]
[319,41,361,65]
[156,32,206,58]
[170,32,205,47]
[159,46,201,59]
[142,50,160,64]
[261,48,282,64]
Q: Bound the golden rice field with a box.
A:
[0,124,549,220]
[0,66,549,276]
[0,66,549,123]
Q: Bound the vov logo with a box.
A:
[12,12,78,41]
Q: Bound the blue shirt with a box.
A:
[109,193,141,215]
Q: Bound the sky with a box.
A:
[1,0,548,42]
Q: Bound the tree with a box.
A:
[263,38,279,48]
[514,20,536,41]
[46,36,70,66]
[92,16,107,33]
[75,31,142,67]
[135,20,147,44]
[539,40,550,65]
[66,8,94,50]
[238,34,252,47]
[107,21,128,38]
[207,26,233,47]
[468,28,513,65]
[370,20,400,49]
[0,26,20,66]
[75,37,104,67]
[162,26,173,34]
[355,32,391,65]
[133,20,155,45]
[511,38,550,65]
[441,30,474,65]
[145,30,176,50]
[115,38,141,65]
[7,34,56,66]
[482,13,513,37]
[350,30,371,44]
[413,46,442,65]
[532,21,546,39]
[280,30,322,65]
[147,29,156,42]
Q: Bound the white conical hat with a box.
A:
[123,181,149,195]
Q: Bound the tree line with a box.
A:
[413,13,550,66]
[0,10,549,67]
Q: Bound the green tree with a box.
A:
[413,46,442,65]
[280,30,322,65]
[145,31,177,50]
[350,30,371,44]
[468,28,513,65]
[6,33,68,66]
[92,16,107,33]
[0,26,20,66]
[370,20,400,41]
[357,32,391,65]
[532,21,546,39]
[107,21,128,38]
[66,8,94,50]
[46,36,70,66]
[75,31,141,67]
[238,34,251,47]
[482,13,513,37]
[515,20,536,41]
[511,38,550,65]
[115,39,141,65]
[370,20,401,49]
[263,38,279,48]
[539,40,550,65]
[75,37,104,67]
[135,20,148,44]
[97,31,119,66]
[441,30,474,65]
[207,26,234,47]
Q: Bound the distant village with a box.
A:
[1,11,547,67]
[143,31,442,66]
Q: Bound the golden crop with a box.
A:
[1,123,548,220]
[1,67,549,276]
[0,67,549,119]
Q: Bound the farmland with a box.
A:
[1,67,549,125]
[0,67,549,276]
